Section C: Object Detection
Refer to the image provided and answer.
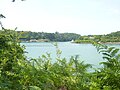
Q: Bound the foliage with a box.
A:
[91,42,120,89]
[17,31,81,42]
[0,30,120,90]
[0,29,90,90]
[1,0,120,89]
[74,39,93,44]
[74,31,120,44]
[0,29,25,89]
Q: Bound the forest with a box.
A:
[17,31,81,42]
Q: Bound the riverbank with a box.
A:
[101,42,120,44]
[73,40,120,45]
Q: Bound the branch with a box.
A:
[0,21,5,30]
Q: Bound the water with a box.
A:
[21,42,120,68]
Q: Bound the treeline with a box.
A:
[0,29,120,90]
[74,31,120,43]
[103,31,120,42]
[1,30,120,43]
[17,31,81,42]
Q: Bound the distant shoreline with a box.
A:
[73,41,120,45]
[101,42,120,44]
[20,40,120,45]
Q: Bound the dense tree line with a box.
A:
[101,31,120,42]
[74,31,120,43]
[17,31,81,42]
[17,30,120,43]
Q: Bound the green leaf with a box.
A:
[102,56,111,60]
[107,47,115,53]
[102,53,111,57]
[111,48,119,57]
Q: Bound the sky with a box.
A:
[0,0,120,35]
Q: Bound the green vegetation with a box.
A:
[74,40,93,44]
[0,29,120,90]
[17,31,120,43]
[74,31,120,44]
[17,31,81,42]
[15,30,120,43]
[1,0,120,89]
[101,31,120,43]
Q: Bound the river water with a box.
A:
[21,42,120,68]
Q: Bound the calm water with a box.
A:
[21,42,120,68]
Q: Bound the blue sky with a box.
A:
[0,0,120,35]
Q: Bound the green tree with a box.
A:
[0,29,25,89]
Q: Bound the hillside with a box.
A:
[100,31,120,43]
[17,31,81,42]
[74,31,120,43]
